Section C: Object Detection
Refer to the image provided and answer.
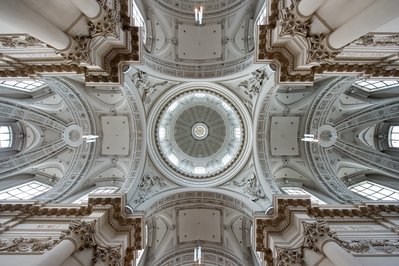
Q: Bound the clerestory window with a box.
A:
[354,79,399,91]
[73,186,118,203]
[389,126,399,148]
[350,181,399,201]
[0,126,12,148]
[0,181,51,200]
[281,187,326,204]
[0,79,45,91]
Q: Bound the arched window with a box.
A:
[0,181,51,200]
[73,186,118,203]
[350,181,399,201]
[281,187,326,204]
[0,126,12,148]
[389,126,399,148]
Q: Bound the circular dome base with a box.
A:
[147,82,252,186]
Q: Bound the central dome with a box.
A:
[147,83,252,186]
[175,105,226,156]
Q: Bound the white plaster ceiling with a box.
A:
[270,116,299,156]
[101,116,129,156]
[178,208,221,243]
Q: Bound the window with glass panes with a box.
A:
[73,187,118,203]
[389,126,399,148]
[0,126,12,148]
[350,181,399,201]
[0,79,45,91]
[0,181,51,200]
[281,187,326,204]
[355,80,399,91]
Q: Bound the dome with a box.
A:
[147,83,252,186]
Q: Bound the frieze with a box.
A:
[339,239,399,254]
[353,34,399,47]
[0,35,47,48]
[0,237,59,253]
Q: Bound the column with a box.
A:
[0,1,71,50]
[297,0,327,17]
[32,239,76,266]
[322,241,362,266]
[71,0,101,19]
[328,0,399,49]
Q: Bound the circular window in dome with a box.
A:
[147,82,252,186]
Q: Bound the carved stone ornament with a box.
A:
[307,34,339,64]
[94,245,122,266]
[88,10,119,38]
[135,174,167,204]
[302,221,333,253]
[275,246,303,266]
[60,36,91,65]
[353,34,399,47]
[0,237,59,253]
[279,5,311,37]
[339,239,399,254]
[239,68,267,100]
[233,173,267,202]
[60,220,96,249]
[0,35,47,48]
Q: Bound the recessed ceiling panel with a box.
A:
[177,23,221,60]
[270,116,299,156]
[101,116,129,156]
[178,208,221,243]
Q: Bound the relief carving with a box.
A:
[233,173,267,202]
[339,240,399,254]
[353,34,399,47]
[135,174,167,204]
[0,237,59,253]
[239,68,267,100]
[0,35,47,48]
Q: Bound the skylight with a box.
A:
[350,181,399,201]
[0,181,51,200]
[281,187,326,204]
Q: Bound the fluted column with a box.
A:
[297,0,326,17]
[71,0,101,19]
[0,0,71,50]
[328,0,399,49]
[32,239,76,266]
